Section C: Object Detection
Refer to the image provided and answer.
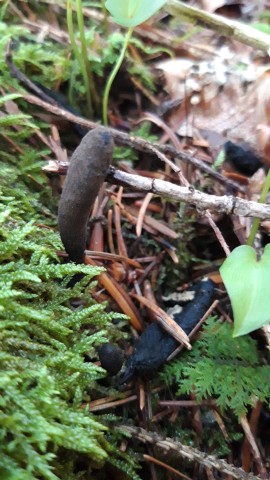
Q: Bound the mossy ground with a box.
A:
[1,2,270,479]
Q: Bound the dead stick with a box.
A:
[240,415,268,479]
[107,168,270,220]
[44,161,270,220]
[166,0,270,54]
[119,426,263,480]
[23,93,244,192]
[43,161,270,220]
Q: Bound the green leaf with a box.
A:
[220,244,270,336]
[105,0,166,27]
[252,23,270,35]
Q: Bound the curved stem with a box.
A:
[247,168,270,247]
[67,0,93,118]
[76,0,99,111]
[102,26,134,126]
[0,0,10,20]
[101,0,109,35]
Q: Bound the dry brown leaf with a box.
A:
[254,69,270,127]
[201,0,225,12]
[257,124,270,166]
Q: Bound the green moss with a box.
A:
[0,17,139,475]
[0,180,111,476]
[0,145,142,478]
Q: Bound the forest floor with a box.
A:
[1,1,270,479]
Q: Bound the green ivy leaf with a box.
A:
[220,244,270,337]
[105,0,166,27]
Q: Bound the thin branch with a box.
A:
[143,454,192,480]
[166,0,270,54]
[43,160,270,219]
[205,210,230,256]
[240,415,268,479]
[119,426,263,480]
[23,93,244,192]
[166,299,219,361]
[107,168,270,220]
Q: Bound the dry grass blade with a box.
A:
[114,187,128,258]
[88,394,137,412]
[143,279,159,322]
[107,208,115,254]
[136,192,153,237]
[130,206,179,239]
[85,250,141,268]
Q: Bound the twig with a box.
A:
[5,41,58,105]
[167,299,219,361]
[143,454,192,480]
[107,168,270,220]
[145,143,190,186]
[205,211,230,257]
[44,160,270,220]
[151,145,230,257]
[24,93,244,192]
[119,426,263,480]
[241,401,263,474]
[240,415,268,479]
[166,1,270,54]
[44,160,270,219]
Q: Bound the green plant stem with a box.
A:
[101,0,109,35]
[247,168,270,247]
[68,61,77,105]
[75,0,99,111]
[0,0,10,20]
[102,26,134,126]
[67,0,93,118]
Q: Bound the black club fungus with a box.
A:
[224,141,263,176]
[120,278,215,383]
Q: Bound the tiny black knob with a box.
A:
[98,343,124,376]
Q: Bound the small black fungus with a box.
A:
[224,140,263,176]
[120,278,215,384]
[98,343,124,376]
